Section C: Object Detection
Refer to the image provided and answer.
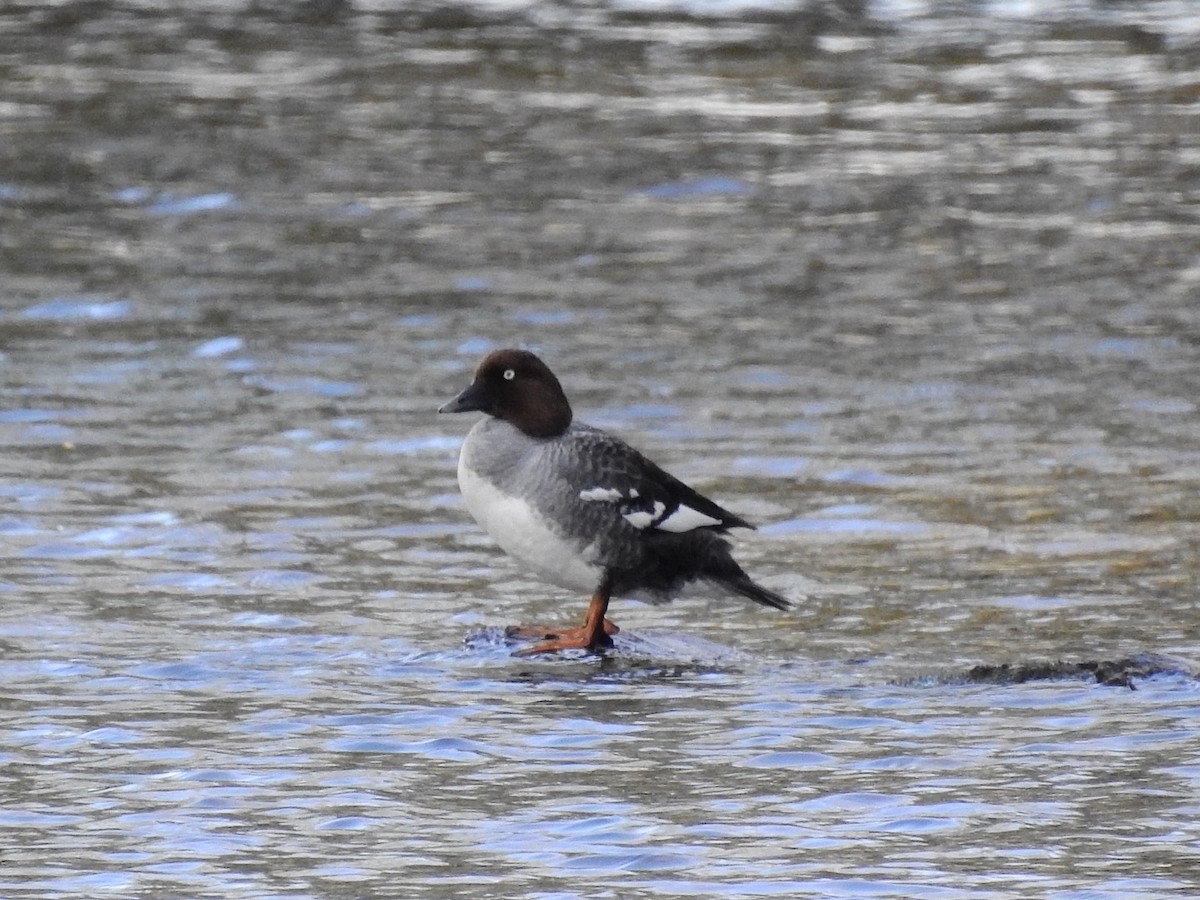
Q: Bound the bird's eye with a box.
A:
[503,369,516,380]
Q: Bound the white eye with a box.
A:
[503,369,516,380]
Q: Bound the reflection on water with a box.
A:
[2,1,1200,897]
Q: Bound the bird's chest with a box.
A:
[457,448,600,593]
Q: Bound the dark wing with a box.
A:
[563,426,753,535]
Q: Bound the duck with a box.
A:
[439,348,789,655]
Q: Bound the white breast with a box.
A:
[458,455,601,594]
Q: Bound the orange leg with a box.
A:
[510,587,618,656]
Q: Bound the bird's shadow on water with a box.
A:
[455,626,1200,690]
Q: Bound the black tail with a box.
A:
[724,575,791,611]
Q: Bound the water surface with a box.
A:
[2,1,1199,897]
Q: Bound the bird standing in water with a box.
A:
[439,349,789,655]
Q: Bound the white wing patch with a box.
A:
[579,485,726,533]
[622,501,665,530]
[579,487,624,502]
[655,504,724,533]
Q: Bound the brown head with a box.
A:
[438,349,573,438]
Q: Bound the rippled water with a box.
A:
[3,1,1200,897]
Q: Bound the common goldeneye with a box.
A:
[439,348,790,655]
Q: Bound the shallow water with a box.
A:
[3,1,1200,897]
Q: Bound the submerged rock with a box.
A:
[959,652,1197,690]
